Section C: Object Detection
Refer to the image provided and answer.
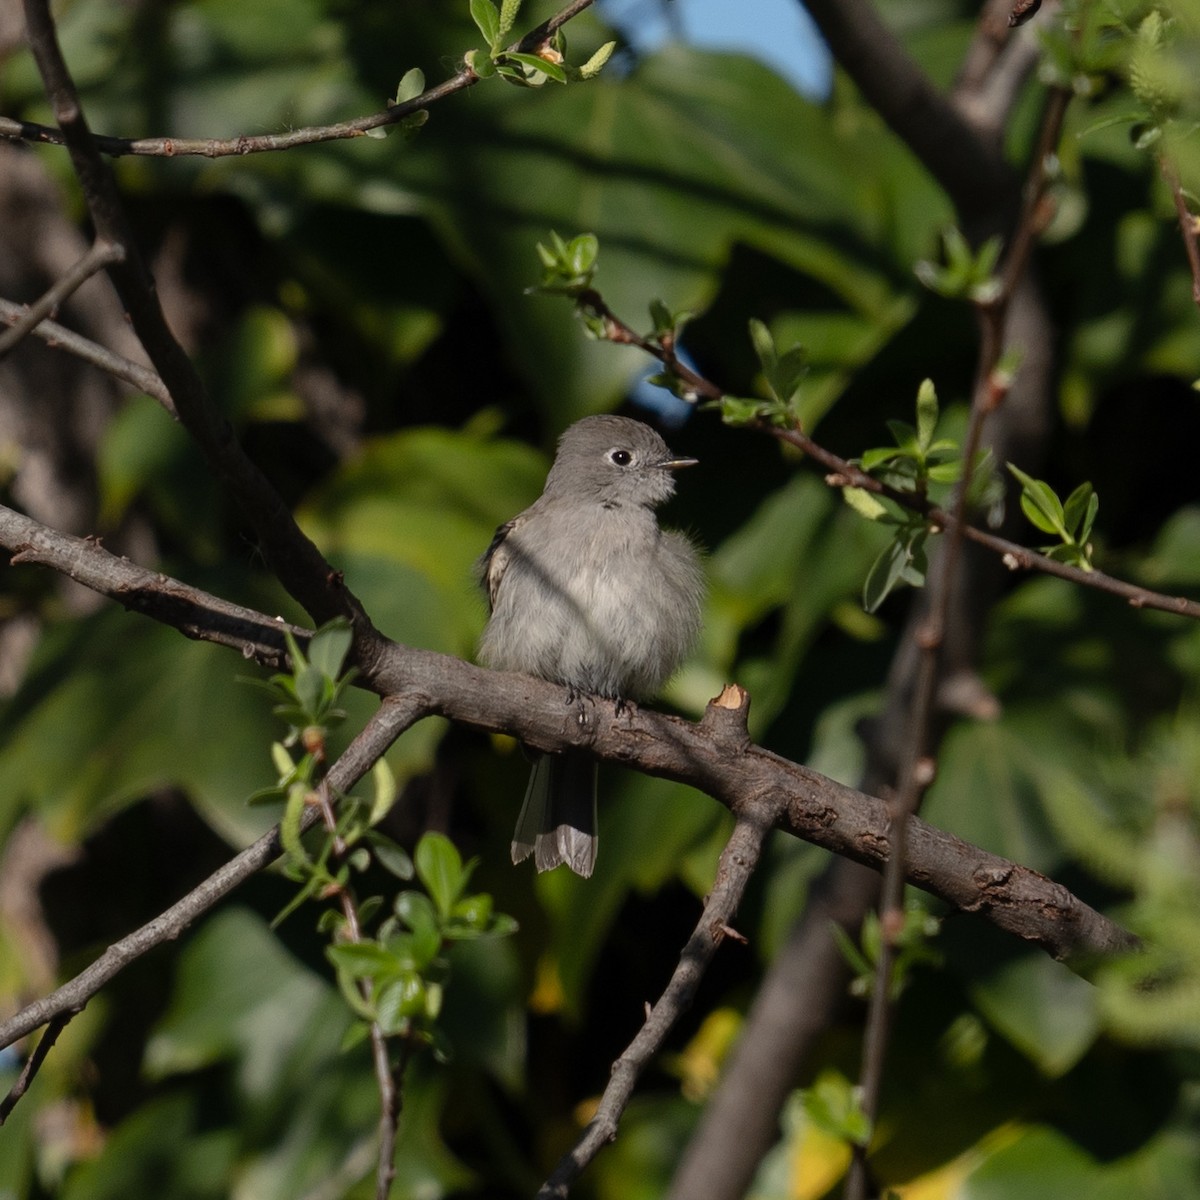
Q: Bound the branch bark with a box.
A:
[0,503,1137,1058]
[0,239,124,357]
[0,296,172,406]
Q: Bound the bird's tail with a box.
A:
[511,752,598,877]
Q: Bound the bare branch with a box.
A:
[666,858,879,1200]
[0,239,124,358]
[800,0,1016,216]
[0,73,468,159]
[1,503,298,666]
[0,296,173,408]
[538,692,769,1197]
[0,1012,73,1125]
[1161,154,1200,308]
[307,775,404,1200]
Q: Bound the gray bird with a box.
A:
[478,415,705,876]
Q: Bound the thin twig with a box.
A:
[0,239,125,357]
[843,76,1077,1200]
[0,296,173,408]
[0,1012,74,1125]
[576,291,1200,622]
[1,503,299,666]
[997,85,1072,301]
[1160,154,1200,308]
[0,0,596,161]
[539,823,766,1197]
[310,778,402,1200]
[537,695,767,1197]
[0,73,468,159]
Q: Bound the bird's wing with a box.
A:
[479,514,526,611]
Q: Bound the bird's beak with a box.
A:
[661,456,698,470]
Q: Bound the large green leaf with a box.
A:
[706,473,890,735]
[967,950,1101,1077]
[299,423,547,657]
[0,608,282,845]
[132,907,472,1200]
[962,1123,1200,1200]
[59,1093,237,1200]
[144,907,342,1089]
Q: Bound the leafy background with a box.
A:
[2,0,1200,1197]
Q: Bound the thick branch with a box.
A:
[21,0,371,629]
[367,643,1135,962]
[801,0,1016,216]
[0,504,1136,1056]
[1,504,298,666]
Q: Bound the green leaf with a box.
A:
[395,890,440,941]
[469,0,500,49]
[1063,481,1098,540]
[860,524,928,613]
[926,460,964,484]
[415,832,466,918]
[915,378,938,453]
[368,757,399,826]
[280,782,312,866]
[565,232,598,275]
[376,974,426,1034]
[1080,491,1100,544]
[465,48,496,78]
[450,893,493,933]
[719,395,770,426]
[649,298,674,336]
[801,1069,871,1145]
[502,52,568,84]
[326,940,395,978]
[305,618,352,681]
[270,741,295,780]
[1009,464,1068,537]
[841,486,890,521]
[395,67,425,104]
[748,318,777,372]
[858,446,904,470]
[863,536,913,613]
[885,419,919,454]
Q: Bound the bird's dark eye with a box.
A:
[609,449,632,467]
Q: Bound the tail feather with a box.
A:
[511,753,598,877]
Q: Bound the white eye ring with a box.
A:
[609,448,633,466]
